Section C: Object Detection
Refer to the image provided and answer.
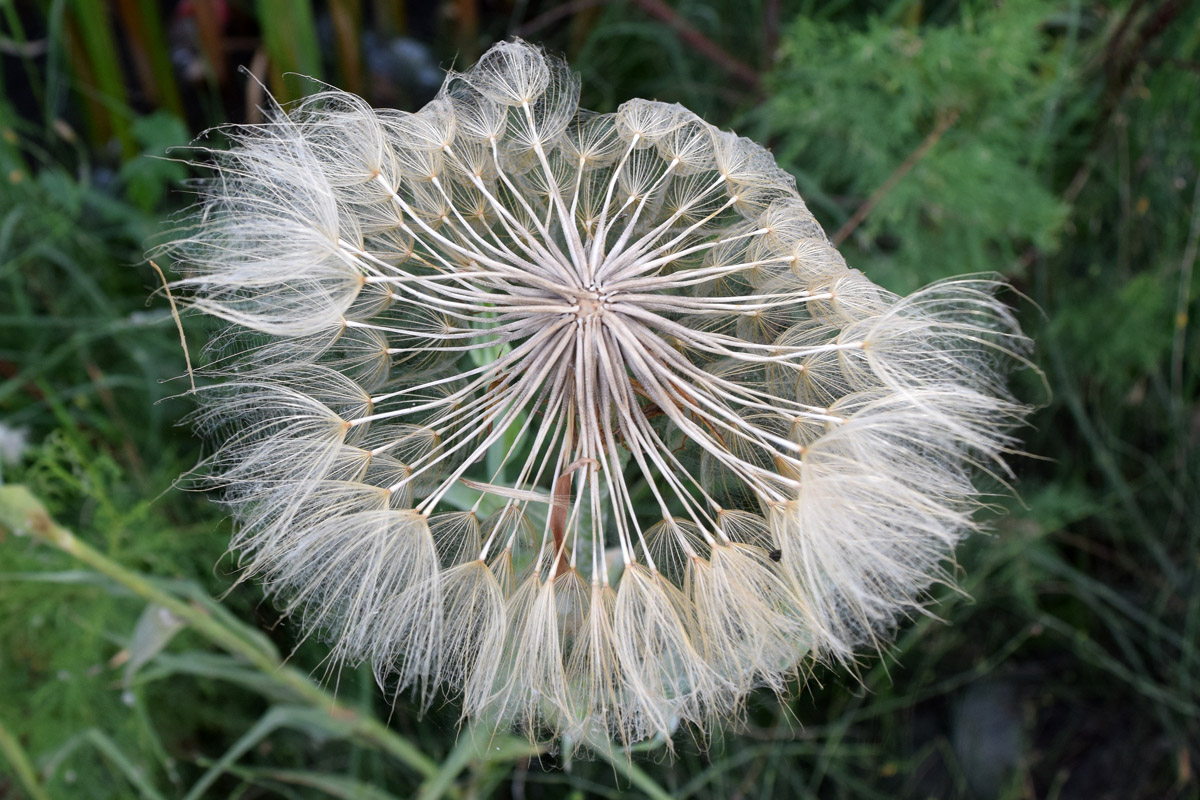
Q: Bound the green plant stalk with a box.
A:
[256,0,322,101]
[0,717,52,800]
[68,0,136,158]
[114,0,184,116]
[330,0,364,94]
[415,724,545,800]
[0,4,46,123]
[596,743,675,800]
[0,485,441,784]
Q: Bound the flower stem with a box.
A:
[0,485,442,784]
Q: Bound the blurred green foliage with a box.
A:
[768,0,1069,290]
[1,1,1198,799]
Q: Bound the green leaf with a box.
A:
[119,112,189,211]
[121,604,186,687]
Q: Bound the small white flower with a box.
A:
[168,40,1029,749]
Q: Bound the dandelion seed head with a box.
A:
[167,39,1030,750]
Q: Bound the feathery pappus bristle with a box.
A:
[163,38,1031,753]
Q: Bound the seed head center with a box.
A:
[574,288,611,320]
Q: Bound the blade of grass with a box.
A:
[41,728,168,800]
[330,0,364,94]
[184,706,356,800]
[676,743,833,799]
[1170,175,1200,405]
[223,764,406,799]
[416,725,544,800]
[67,0,135,158]
[1042,329,1180,586]
[0,717,52,800]
[593,743,674,800]
[133,651,301,702]
[0,6,46,122]
[114,0,184,116]
[140,7,182,111]
[191,0,227,84]
[1037,613,1200,717]
[256,0,322,101]
[40,0,69,132]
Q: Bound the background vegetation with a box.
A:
[1,0,1197,798]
